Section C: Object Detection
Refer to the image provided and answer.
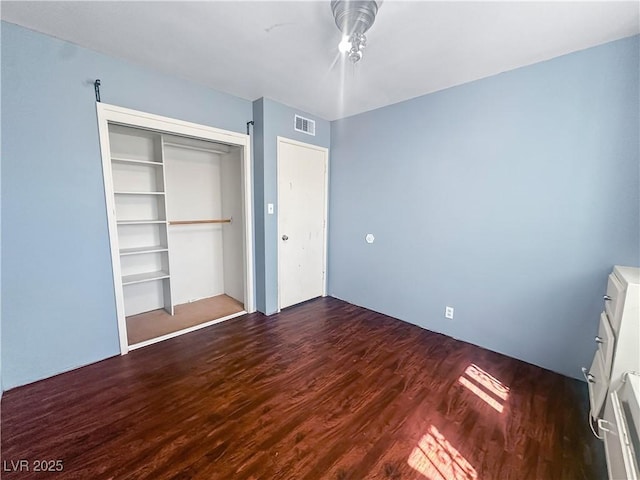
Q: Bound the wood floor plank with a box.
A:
[1,297,606,479]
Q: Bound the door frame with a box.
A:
[276,136,329,312]
[97,103,255,354]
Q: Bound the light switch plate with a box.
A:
[267,203,274,214]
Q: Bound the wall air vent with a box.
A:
[294,115,316,136]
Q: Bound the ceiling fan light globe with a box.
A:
[338,37,352,53]
[349,50,363,63]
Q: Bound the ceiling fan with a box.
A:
[331,0,381,64]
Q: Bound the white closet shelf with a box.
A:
[114,191,165,195]
[119,245,168,256]
[122,271,170,286]
[117,220,167,225]
[111,156,162,166]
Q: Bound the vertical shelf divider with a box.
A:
[159,135,175,315]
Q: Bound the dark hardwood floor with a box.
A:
[1,297,606,479]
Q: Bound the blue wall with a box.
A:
[3,20,638,388]
[253,98,330,314]
[328,36,640,380]
[0,22,3,395]
[1,22,252,389]
[252,100,267,313]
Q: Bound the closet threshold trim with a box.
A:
[114,191,165,195]
[117,220,167,225]
[128,310,247,351]
[119,246,168,256]
[111,157,162,166]
[122,271,170,286]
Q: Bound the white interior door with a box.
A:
[278,137,328,310]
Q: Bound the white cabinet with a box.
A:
[585,266,640,479]
[606,267,640,393]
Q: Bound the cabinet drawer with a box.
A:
[598,311,615,377]
[587,350,609,419]
[600,391,640,480]
[605,273,625,333]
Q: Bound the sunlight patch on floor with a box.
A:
[407,425,478,480]
[458,363,510,412]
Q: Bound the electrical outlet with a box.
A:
[445,306,454,320]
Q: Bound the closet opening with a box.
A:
[98,104,254,353]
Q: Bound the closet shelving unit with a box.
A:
[98,103,255,356]
[110,125,174,316]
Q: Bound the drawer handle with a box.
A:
[598,419,612,434]
[582,367,596,384]
[595,336,604,344]
[603,295,612,301]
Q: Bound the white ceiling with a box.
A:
[2,1,639,120]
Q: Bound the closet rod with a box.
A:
[169,219,232,225]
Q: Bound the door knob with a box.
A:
[595,336,604,344]
[603,295,612,301]
[282,235,288,241]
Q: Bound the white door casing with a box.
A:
[277,137,328,310]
